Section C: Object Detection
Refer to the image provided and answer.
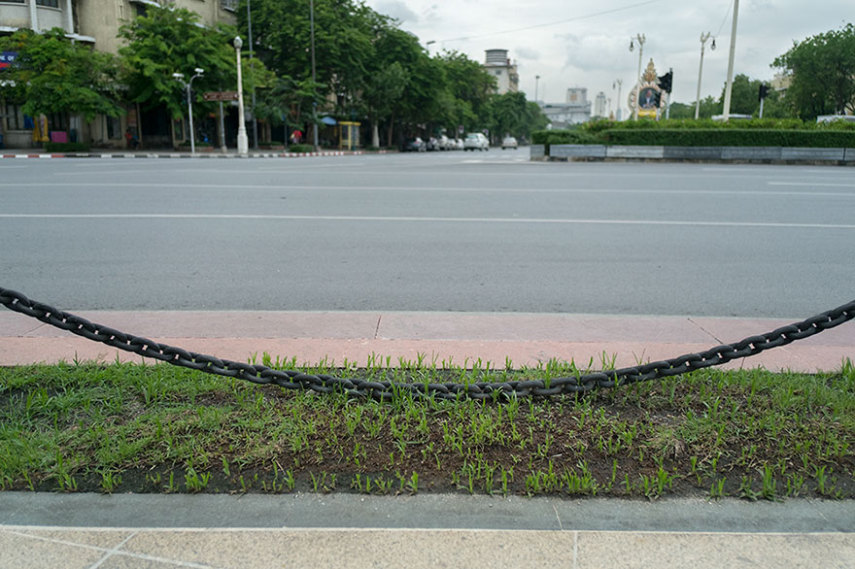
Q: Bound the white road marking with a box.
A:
[2,213,853,229]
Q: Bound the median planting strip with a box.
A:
[2,358,853,499]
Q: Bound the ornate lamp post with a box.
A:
[234,36,248,156]
[172,68,204,155]
[695,33,715,119]
[629,34,645,121]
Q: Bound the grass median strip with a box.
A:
[1,356,853,500]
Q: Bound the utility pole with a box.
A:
[630,34,645,121]
[695,32,714,120]
[247,0,258,149]
[722,0,740,121]
[310,0,319,152]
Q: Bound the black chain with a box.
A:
[2,286,853,401]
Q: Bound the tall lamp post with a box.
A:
[695,32,715,119]
[172,68,204,155]
[629,34,645,121]
[722,0,740,121]
[234,36,248,156]
[534,75,540,103]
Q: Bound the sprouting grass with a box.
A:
[0,357,853,499]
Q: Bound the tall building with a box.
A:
[594,91,607,118]
[540,87,591,128]
[0,0,237,148]
[483,49,519,94]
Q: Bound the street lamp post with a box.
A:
[234,36,249,156]
[535,75,540,103]
[629,34,645,121]
[172,68,204,155]
[722,0,740,121]
[695,32,715,120]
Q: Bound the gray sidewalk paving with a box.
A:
[1,494,853,569]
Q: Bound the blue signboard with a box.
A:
[0,51,18,71]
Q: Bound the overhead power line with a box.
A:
[436,0,669,44]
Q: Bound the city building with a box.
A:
[0,0,237,148]
[483,49,518,94]
[593,91,607,118]
[540,87,592,128]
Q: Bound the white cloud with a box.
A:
[364,0,853,110]
[373,1,419,24]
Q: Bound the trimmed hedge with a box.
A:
[288,144,315,153]
[44,142,91,152]
[533,119,855,149]
[601,129,855,148]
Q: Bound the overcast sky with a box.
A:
[365,0,851,115]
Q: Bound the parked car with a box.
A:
[501,136,518,149]
[404,137,426,152]
[464,132,489,151]
[454,138,465,150]
[438,135,453,150]
[426,137,440,151]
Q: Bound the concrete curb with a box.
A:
[0,150,366,159]
[534,144,855,165]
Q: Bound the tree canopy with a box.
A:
[117,7,245,117]
[773,23,855,119]
[0,28,123,121]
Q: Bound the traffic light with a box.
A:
[758,83,770,101]
[658,70,673,94]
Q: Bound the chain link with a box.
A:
[2,287,853,401]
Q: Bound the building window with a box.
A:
[2,0,26,3]
[36,0,60,7]
[106,116,121,139]
[3,103,25,131]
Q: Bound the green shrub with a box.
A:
[44,142,90,152]
[601,128,855,147]
[288,144,315,153]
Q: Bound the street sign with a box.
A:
[203,91,239,102]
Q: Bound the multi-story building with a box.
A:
[0,0,237,148]
[540,87,591,128]
[593,91,607,118]
[483,49,518,95]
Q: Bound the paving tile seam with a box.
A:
[4,526,853,536]
[2,529,212,569]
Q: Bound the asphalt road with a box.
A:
[1,149,853,317]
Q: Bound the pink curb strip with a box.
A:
[1,311,852,372]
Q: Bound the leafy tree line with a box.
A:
[0,0,546,147]
[666,23,855,121]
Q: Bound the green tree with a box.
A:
[365,62,409,147]
[437,50,496,132]
[118,6,240,118]
[0,28,123,123]
[243,0,380,116]
[773,23,855,119]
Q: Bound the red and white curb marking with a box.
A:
[1,151,364,159]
